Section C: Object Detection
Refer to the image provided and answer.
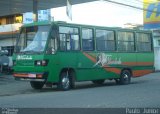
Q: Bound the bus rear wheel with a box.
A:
[118,70,131,85]
[92,79,105,85]
[58,72,71,91]
[30,81,45,89]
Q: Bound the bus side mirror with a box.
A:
[46,47,55,54]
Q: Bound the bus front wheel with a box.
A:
[30,81,45,89]
[58,72,71,91]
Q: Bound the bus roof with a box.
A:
[54,21,152,33]
[21,21,152,33]
[22,21,51,27]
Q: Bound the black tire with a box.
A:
[119,70,131,85]
[30,81,45,90]
[69,71,76,89]
[92,79,105,85]
[58,72,71,91]
[115,79,121,85]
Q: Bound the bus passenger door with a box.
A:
[58,33,79,71]
[45,32,61,82]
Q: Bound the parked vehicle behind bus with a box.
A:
[12,21,154,90]
[0,50,12,74]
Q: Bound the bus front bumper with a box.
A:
[13,72,48,82]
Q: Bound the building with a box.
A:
[0,14,22,56]
[143,0,160,71]
[0,10,51,68]
[153,30,160,70]
[0,9,51,57]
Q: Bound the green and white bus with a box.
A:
[13,21,154,90]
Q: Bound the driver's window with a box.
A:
[47,38,57,54]
[47,27,58,54]
[17,28,26,52]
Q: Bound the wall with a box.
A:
[143,0,160,29]
[0,38,16,49]
[0,23,22,33]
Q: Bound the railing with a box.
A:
[0,23,22,33]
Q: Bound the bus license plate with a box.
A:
[28,74,36,78]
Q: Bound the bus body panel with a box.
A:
[12,21,155,87]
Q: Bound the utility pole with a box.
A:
[33,0,38,22]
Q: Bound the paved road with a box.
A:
[0,73,160,108]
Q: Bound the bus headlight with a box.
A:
[35,60,48,66]
[36,60,41,66]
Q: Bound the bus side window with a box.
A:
[59,34,80,51]
[82,28,94,51]
[117,32,134,52]
[66,34,71,50]
[136,33,151,52]
[59,34,67,51]
[96,29,115,51]
[59,26,80,51]
[46,37,57,54]
[46,28,58,54]
[70,34,80,50]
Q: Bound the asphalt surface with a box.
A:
[0,73,160,108]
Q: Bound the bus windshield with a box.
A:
[16,25,50,53]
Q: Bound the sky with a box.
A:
[51,0,143,27]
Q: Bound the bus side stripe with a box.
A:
[83,52,154,77]
[133,70,154,77]
[83,52,121,74]
[123,62,154,66]
[83,52,97,63]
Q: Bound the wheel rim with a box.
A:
[62,76,70,89]
[124,74,128,79]
[123,72,130,83]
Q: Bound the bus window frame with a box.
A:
[95,28,116,52]
[81,27,95,51]
[135,31,153,53]
[116,30,135,53]
[58,25,81,52]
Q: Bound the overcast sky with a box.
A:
[51,0,143,27]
